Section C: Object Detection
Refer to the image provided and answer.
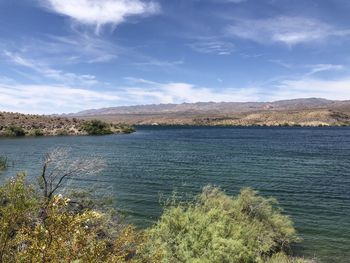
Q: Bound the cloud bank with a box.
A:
[0,83,121,114]
[2,73,350,114]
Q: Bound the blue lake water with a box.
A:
[0,126,349,263]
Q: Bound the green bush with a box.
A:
[83,120,113,135]
[2,126,26,137]
[56,129,69,136]
[29,129,44,136]
[266,252,315,263]
[143,186,301,263]
[120,125,136,134]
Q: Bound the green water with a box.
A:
[0,126,349,262]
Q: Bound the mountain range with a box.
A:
[69,98,350,126]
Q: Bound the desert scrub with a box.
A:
[142,186,301,263]
[83,120,113,135]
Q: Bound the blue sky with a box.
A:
[1,0,350,113]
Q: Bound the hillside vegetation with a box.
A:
[0,112,134,137]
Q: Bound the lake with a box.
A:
[0,126,349,263]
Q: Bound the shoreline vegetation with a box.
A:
[0,112,135,137]
[0,148,316,262]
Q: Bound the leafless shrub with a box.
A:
[40,147,106,200]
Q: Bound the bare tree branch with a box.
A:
[40,147,106,200]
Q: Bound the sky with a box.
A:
[1,0,350,114]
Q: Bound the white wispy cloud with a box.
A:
[40,0,160,33]
[305,64,344,76]
[240,53,263,59]
[268,60,345,76]
[47,33,119,63]
[3,50,100,86]
[268,59,293,69]
[133,59,184,67]
[189,40,234,55]
[0,33,119,69]
[226,16,350,46]
[10,32,181,69]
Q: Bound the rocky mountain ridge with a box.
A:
[69,98,350,126]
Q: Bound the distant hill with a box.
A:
[72,98,338,115]
[69,98,350,126]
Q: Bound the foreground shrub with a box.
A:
[143,186,301,263]
[16,196,143,262]
[83,120,113,135]
[0,174,142,262]
[0,161,312,263]
[0,174,38,262]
